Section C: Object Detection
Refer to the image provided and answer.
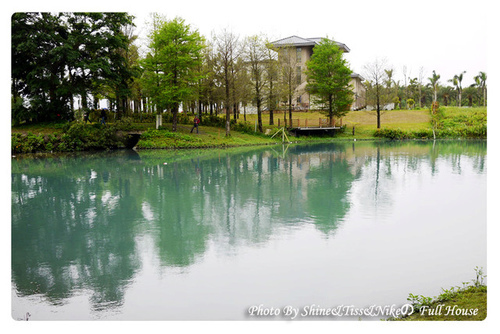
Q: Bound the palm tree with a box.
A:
[428,70,440,103]
[449,71,466,107]
[473,71,487,107]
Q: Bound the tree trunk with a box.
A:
[225,66,231,136]
[198,99,202,123]
[226,106,231,136]
[156,114,162,129]
[257,101,263,133]
[172,104,179,132]
[269,81,274,125]
[376,85,381,129]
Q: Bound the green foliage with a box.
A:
[406,267,487,314]
[407,293,434,313]
[392,267,488,321]
[306,38,353,119]
[472,266,487,287]
[128,112,157,123]
[232,122,258,135]
[141,17,205,115]
[11,12,134,123]
[11,96,30,126]
[374,108,486,139]
[407,98,415,109]
[201,115,226,128]
[137,128,204,149]
[12,121,135,154]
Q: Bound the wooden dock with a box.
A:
[289,126,341,136]
[278,118,343,136]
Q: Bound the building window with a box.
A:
[296,47,302,63]
[296,66,302,85]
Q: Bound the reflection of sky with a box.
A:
[345,153,486,304]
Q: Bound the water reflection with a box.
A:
[11,141,486,319]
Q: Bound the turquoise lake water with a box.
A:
[11,140,487,320]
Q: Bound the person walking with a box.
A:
[190,115,200,134]
[83,111,91,124]
[100,109,107,125]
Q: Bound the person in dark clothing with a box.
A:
[83,111,91,124]
[100,109,107,125]
[190,116,200,133]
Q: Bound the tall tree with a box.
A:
[11,12,134,123]
[278,44,299,125]
[264,41,279,125]
[449,71,466,107]
[383,68,397,107]
[142,17,204,132]
[214,29,239,136]
[363,58,389,129]
[200,41,219,116]
[428,70,441,103]
[306,38,353,123]
[244,35,267,133]
[473,71,487,107]
[12,13,71,122]
[418,67,425,108]
[111,17,139,118]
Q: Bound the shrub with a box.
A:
[232,121,255,134]
[201,114,226,127]
[11,119,141,154]
[374,128,410,140]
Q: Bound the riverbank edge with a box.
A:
[388,266,487,321]
[11,128,489,155]
[388,285,487,321]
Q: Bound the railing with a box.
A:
[277,118,342,128]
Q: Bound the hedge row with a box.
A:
[374,125,486,140]
[12,119,134,154]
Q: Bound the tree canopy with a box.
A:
[11,12,134,124]
[306,38,353,121]
[141,16,205,131]
[12,12,487,129]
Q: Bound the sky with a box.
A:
[3,0,494,88]
[127,0,491,88]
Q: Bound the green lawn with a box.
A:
[11,107,487,153]
[136,123,278,149]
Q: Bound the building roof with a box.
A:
[271,35,350,53]
[351,73,365,81]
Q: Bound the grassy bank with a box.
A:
[135,124,278,149]
[391,267,487,321]
[244,106,486,140]
[11,107,486,154]
[397,286,487,321]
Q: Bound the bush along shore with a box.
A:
[374,106,486,140]
[389,267,487,321]
[11,107,487,154]
[12,118,137,154]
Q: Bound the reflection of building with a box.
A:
[271,36,366,110]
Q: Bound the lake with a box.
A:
[11,140,487,320]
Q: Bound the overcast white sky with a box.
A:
[128,0,491,88]
[4,0,494,88]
